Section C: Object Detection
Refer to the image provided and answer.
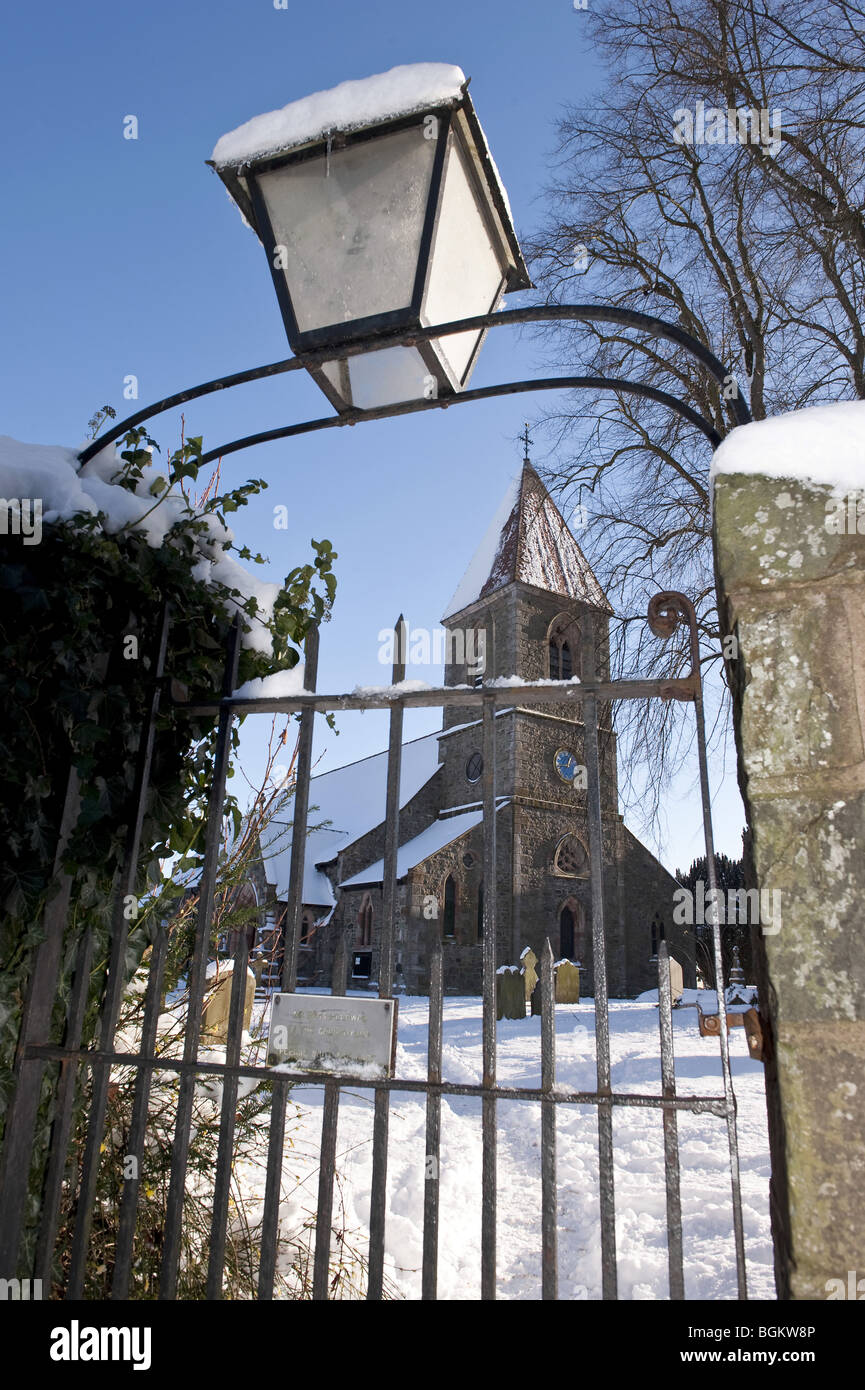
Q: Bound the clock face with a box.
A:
[555,748,579,783]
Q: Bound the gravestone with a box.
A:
[497,965,525,1020]
[668,955,684,1005]
[521,947,538,1003]
[530,978,543,1017]
[555,960,581,1004]
[201,963,256,1042]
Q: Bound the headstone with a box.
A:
[521,947,538,1002]
[555,960,581,1004]
[668,955,684,1005]
[496,965,525,1020]
[530,977,543,1017]
[201,963,256,1041]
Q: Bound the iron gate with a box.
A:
[0,588,748,1300]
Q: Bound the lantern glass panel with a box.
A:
[422,133,506,384]
[319,345,431,409]
[255,125,437,335]
[347,344,431,409]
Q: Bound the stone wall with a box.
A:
[714,466,865,1299]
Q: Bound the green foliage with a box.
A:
[674,852,754,986]
[0,425,336,1263]
[85,405,116,441]
[674,853,744,894]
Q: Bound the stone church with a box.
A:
[247,461,694,997]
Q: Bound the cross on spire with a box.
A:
[522,422,532,463]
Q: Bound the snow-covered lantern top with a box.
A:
[209,64,530,412]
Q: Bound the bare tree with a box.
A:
[525,0,865,828]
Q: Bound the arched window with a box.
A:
[559,898,589,965]
[560,904,575,958]
[549,638,572,680]
[442,875,456,939]
[300,910,313,945]
[477,880,484,941]
[553,834,590,878]
[357,893,373,948]
[548,615,581,681]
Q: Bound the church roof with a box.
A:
[339,807,483,887]
[442,461,612,620]
[259,730,442,906]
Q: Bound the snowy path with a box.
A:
[250,994,773,1300]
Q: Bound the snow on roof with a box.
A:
[443,462,612,619]
[259,729,443,905]
[258,822,340,909]
[211,63,467,168]
[0,434,279,654]
[443,474,521,621]
[710,401,865,491]
[339,808,483,887]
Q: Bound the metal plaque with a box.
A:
[266,993,397,1078]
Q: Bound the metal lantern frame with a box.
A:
[209,92,531,413]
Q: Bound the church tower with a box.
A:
[436,457,626,993]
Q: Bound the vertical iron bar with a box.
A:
[481,693,497,1299]
[111,925,169,1298]
[540,938,558,1300]
[159,617,241,1299]
[331,934,347,996]
[421,936,443,1300]
[0,761,81,1277]
[582,624,618,1300]
[367,616,405,1300]
[693,680,748,1300]
[657,940,685,1300]
[206,930,251,1298]
[257,1072,290,1301]
[66,606,171,1299]
[282,624,320,994]
[258,623,320,1298]
[312,1079,340,1299]
[33,926,94,1289]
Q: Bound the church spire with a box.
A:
[442,458,613,621]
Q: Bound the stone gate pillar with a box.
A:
[713,420,865,1300]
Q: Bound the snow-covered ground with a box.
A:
[242,993,773,1301]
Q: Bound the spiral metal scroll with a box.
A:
[647,590,701,701]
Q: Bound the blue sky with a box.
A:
[1,0,746,870]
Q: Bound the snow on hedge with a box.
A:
[711,400,865,491]
[0,434,279,653]
[231,667,310,699]
[211,63,466,167]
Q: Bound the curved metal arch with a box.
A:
[77,302,749,465]
[194,374,722,470]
